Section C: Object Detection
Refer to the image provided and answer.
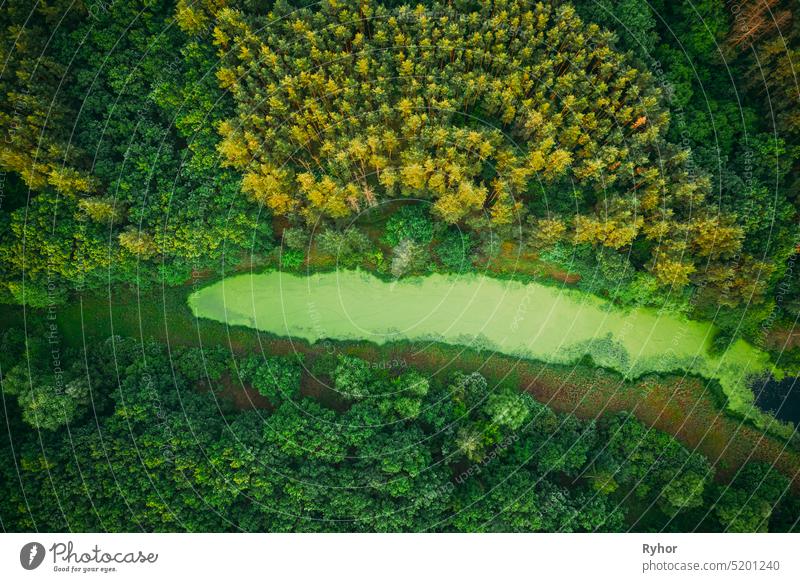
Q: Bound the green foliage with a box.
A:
[541,243,677,309]
[0,0,266,301]
[3,365,89,431]
[705,301,776,352]
[0,327,95,431]
[316,228,375,268]
[435,229,474,272]
[5,281,65,309]
[2,341,795,532]
[282,227,310,251]
[595,247,635,286]
[574,0,659,59]
[598,413,713,515]
[390,239,431,278]
[665,0,730,60]
[382,205,435,247]
[714,463,790,532]
[174,346,232,384]
[238,354,303,404]
[280,248,305,270]
[485,391,531,431]
[333,354,377,400]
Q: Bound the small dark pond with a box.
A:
[754,376,800,426]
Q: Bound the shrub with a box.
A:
[6,281,63,308]
[238,355,303,404]
[435,229,474,272]
[280,248,304,270]
[391,239,430,277]
[382,205,434,247]
[316,228,374,268]
[282,227,309,251]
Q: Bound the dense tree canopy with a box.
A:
[3,336,794,532]
[1,0,797,314]
[201,0,756,292]
[1,0,799,535]
[0,0,268,304]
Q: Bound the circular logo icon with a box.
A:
[20,542,46,570]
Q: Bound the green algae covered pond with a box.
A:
[188,270,780,421]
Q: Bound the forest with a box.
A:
[1,0,799,532]
[2,0,799,341]
[1,331,797,532]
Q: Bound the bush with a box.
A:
[282,227,309,251]
[391,239,430,277]
[333,354,375,399]
[596,247,634,284]
[316,228,374,268]
[6,281,65,308]
[382,205,434,246]
[238,355,303,404]
[435,229,474,272]
[157,263,193,287]
[477,232,502,259]
[174,346,231,383]
[707,301,775,351]
[280,248,305,270]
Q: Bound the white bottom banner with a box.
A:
[1,534,797,581]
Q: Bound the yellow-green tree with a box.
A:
[195,0,743,292]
